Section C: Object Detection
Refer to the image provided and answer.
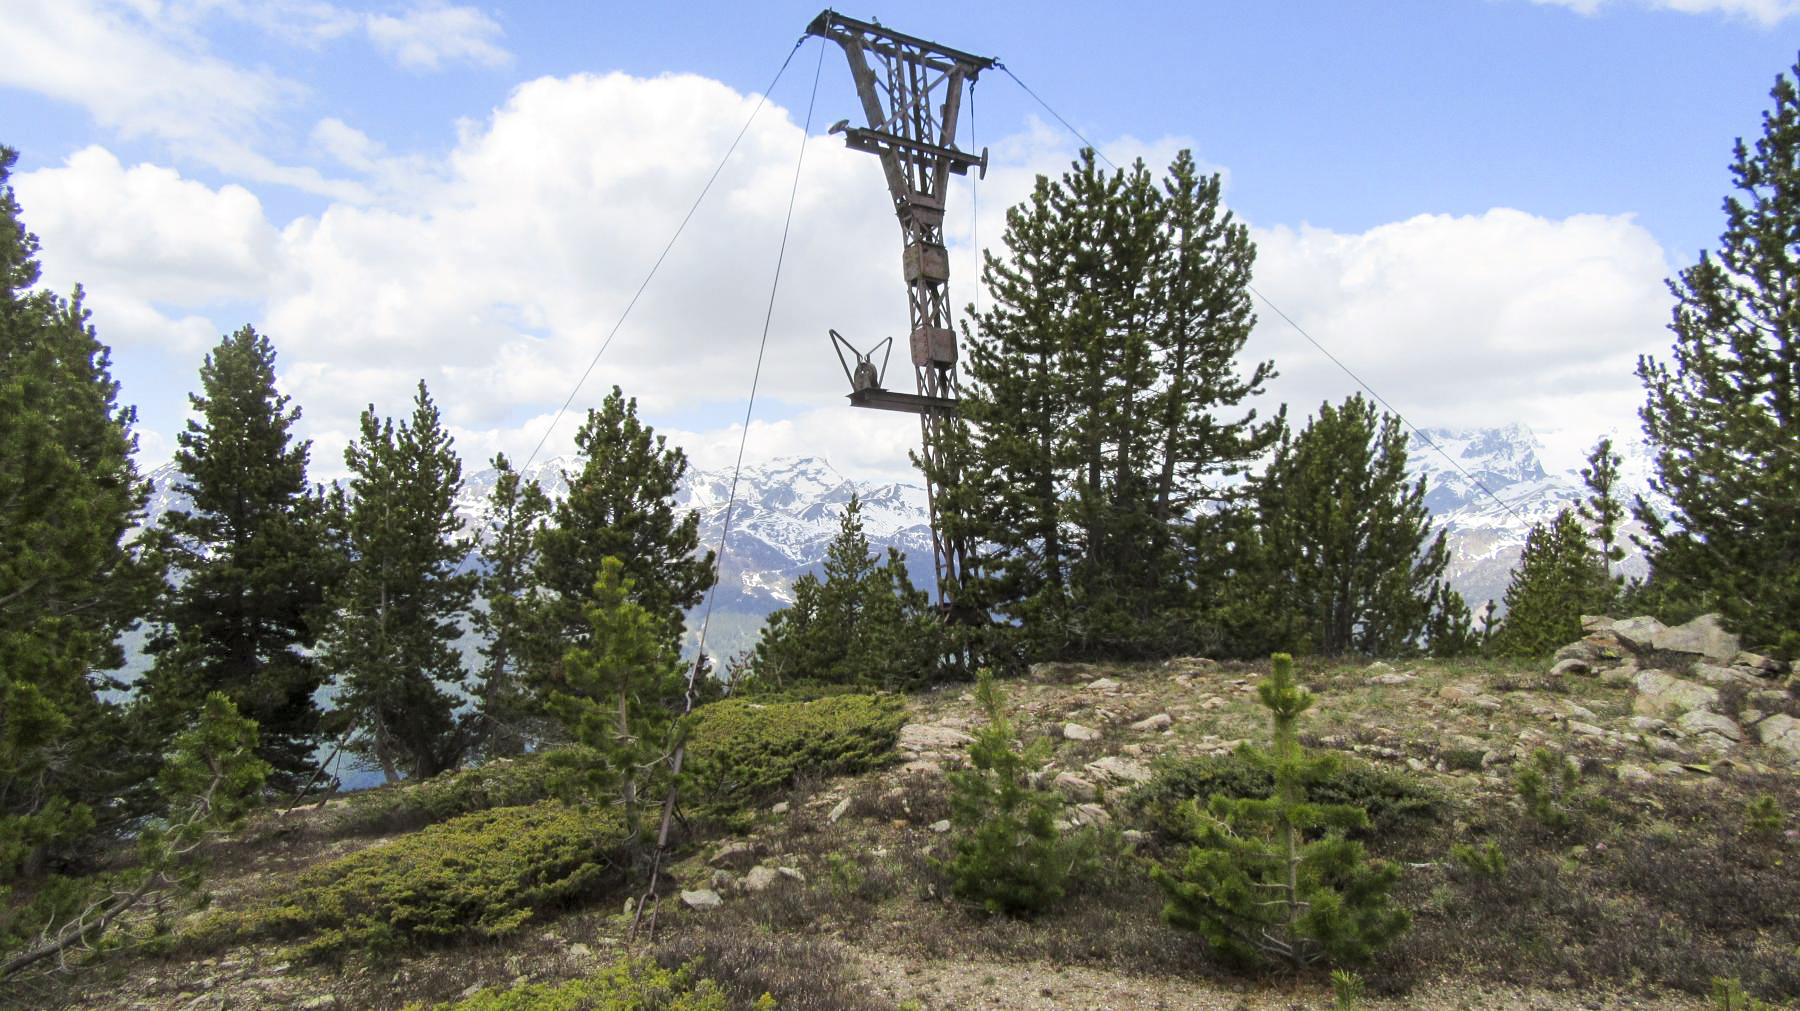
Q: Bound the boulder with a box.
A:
[1369,671,1416,685]
[1734,651,1791,676]
[1581,615,1616,633]
[1611,616,1669,652]
[1085,677,1124,693]
[1615,763,1656,785]
[778,866,806,883]
[1130,712,1173,732]
[899,723,974,753]
[1757,714,1800,761]
[1548,658,1592,678]
[709,842,759,869]
[1083,755,1152,785]
[680,889,722,910]
[1631,670,1720,719]
[1053,772,1098,802]
[1650,613,1739,662]
[1693,663,1764,690]
[1063,723,1101,741]
[1073,803,1111,826]
[929,819,951,833]
[1675,709,1742,743]
[827,797,852,823]
[741,866,779,893]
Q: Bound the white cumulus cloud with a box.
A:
[1527,0,1800,26]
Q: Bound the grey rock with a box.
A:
[898,723,974,753]
[1084,755,1152,785]
[1548,658,1591,678]
[710,841,759,869]
[1611,616,1669,651]
[1675,709,1742,743]
[681,889,722,910]
[1694,663,1764,689]
[1062,722,1101,741]
[1651,613,1740,662]
[771,801,790,815]
[1129,712,1173,732]
[1053,771,1098,802]
[827,797,852,824]
[1568,720,1607,738]
[778,866,806,883]
[1734,651,1791,676]
[1632,670,1720,719]
[1757,714,1800,760]
[1581,615,1615,633]
[741,866,778,892]
[1073,802,1111,825]
[929,819,951,833]
[1628,716,1666,734]
[1086,677,1124,693]
[1370,671,1416,685]
[1616,763,1655,785]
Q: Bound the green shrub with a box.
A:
[343,749,588,834]
[402,957,746,1010]
[1514,747,1580,834]
[944,671,1096,916]
[250,802,624,959]
[1330,968,1365,1010]
[684,694,905,812]
[1744,794,1784,840]
[1448,840,1507,880]
[1710,977,1774,1011]
[1131,749,1445,846]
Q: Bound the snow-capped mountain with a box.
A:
[142,455,937,660]
[137,425,1662,657]
[1409,424,1658,613]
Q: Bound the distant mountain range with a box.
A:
[138,424,1661,660]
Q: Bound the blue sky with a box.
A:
[3,0,1796,484]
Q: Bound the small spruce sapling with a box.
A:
[1150,653,1409,969]
[944,669,1093,916]
[1514,747,1580,835]
[1744,794,1784,840]
[547,557,688,845]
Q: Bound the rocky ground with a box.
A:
[8,614,1797,1011]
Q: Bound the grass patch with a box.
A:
[403,956,734,1010]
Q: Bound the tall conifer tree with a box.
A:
[469,452,550,758]
[531,387,713,692]
[141,326,332,790]
[931,150,1280,660]
[0,147,153,874]
[1255,396,1456,656]
[1491,510,1607,657]
[321,381,475,782]
[1637,58,1800,656]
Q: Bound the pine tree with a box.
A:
[320,382,475,782]
[1577,437,1627,603]
[469,452,550,758]
[1256,396,1456,656]
[929,150,1280,660]
[1637,58,1800,657]
[751,495,942,691]
[547,557,687,844]
[945,669,1092,916]
[1151,654,1409,968]
[1491,510,1607,657]
[531,387,713,695]
[140,326,334,790]
[1,147,155,877]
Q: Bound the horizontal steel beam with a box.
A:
[847,387,960,416]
